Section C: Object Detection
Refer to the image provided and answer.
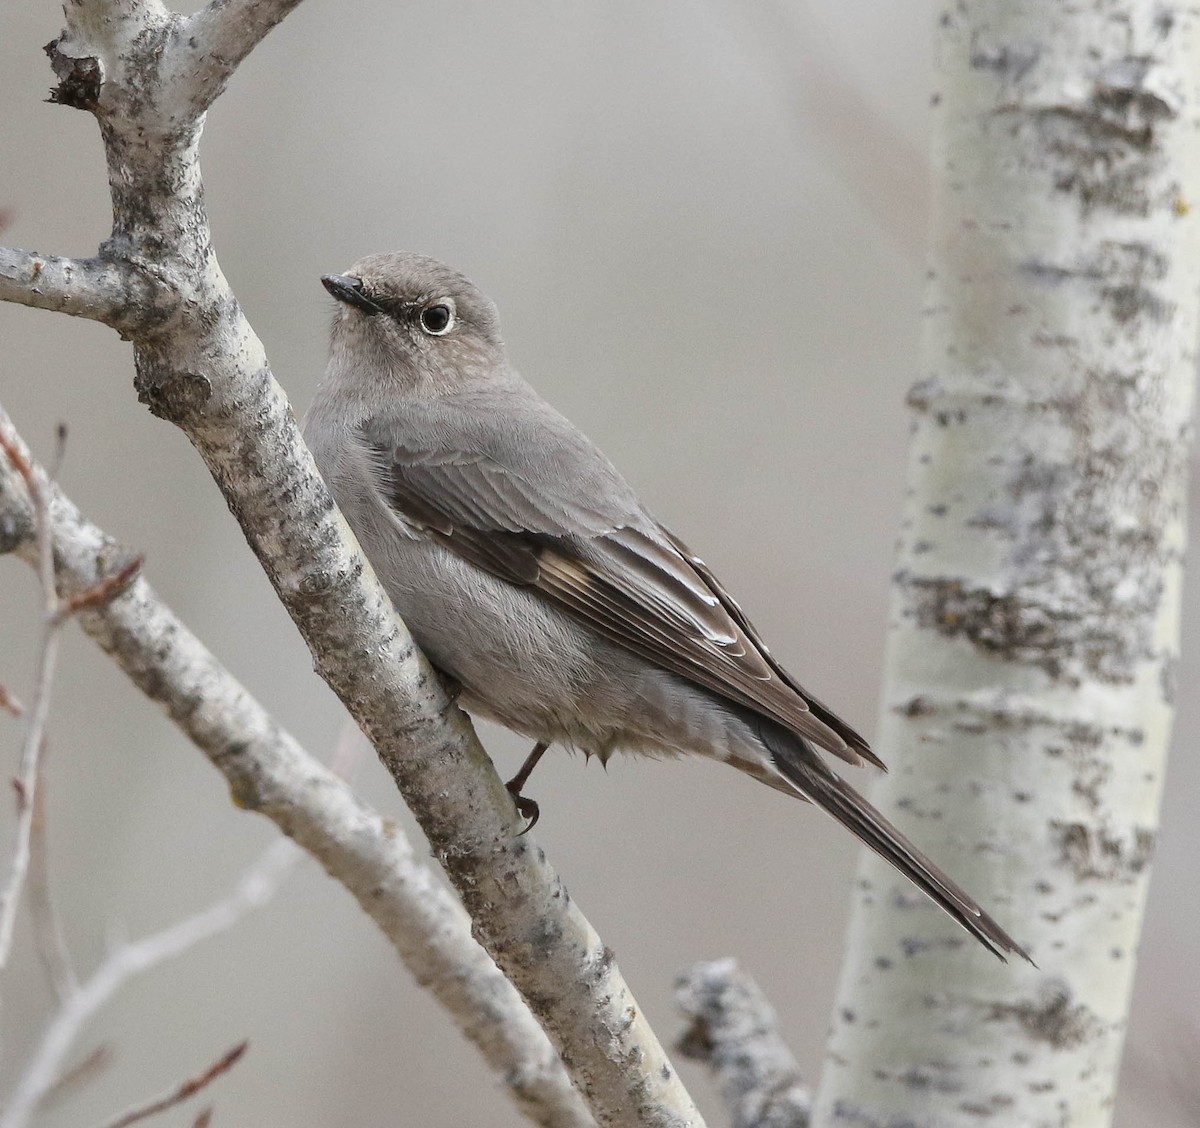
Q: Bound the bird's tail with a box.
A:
[760,725,1031,963]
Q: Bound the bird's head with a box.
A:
[322,252,505,397]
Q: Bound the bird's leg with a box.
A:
[506,741,549,834]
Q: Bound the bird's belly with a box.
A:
[361,528,608,736]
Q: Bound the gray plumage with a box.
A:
[304,252,1028,962]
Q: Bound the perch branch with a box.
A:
[0,404,595,1128]
[0,0,702,1119]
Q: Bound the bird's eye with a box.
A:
[420,301,455,336]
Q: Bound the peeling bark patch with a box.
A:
[1013,55,1180,216]
[988,982,1102,1050]
[1051,821,1156,881]
[903,575,1079,678]
[44,38,102,111]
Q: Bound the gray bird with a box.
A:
[304,252,1027,962]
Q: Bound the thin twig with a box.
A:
[40,1044,114,1108]
[0,840,297,1128]
[0,686,22,717]
[55,555,143,623]
[0,429,61,972]
[0,434,142,973]
[93,1041,248,1128]
[28,759,78,1003]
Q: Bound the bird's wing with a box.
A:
[359,401,880,768]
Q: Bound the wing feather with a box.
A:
[360,410,878,767]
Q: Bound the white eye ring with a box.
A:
[419,298,456,336]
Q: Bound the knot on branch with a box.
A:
[134,366,213,424]
[44,37,102,112]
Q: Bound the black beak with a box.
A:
[321,273,385,315]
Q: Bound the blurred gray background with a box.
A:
[1,3,1196,1125]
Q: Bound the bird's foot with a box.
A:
[505,781,540,835]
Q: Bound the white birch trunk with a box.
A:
[813,2,1200,1125]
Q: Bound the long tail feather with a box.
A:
[764,730,1031,963]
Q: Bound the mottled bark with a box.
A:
[813,3,1200,1126]
[676,960,810,1128]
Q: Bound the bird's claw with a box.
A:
[506,782,540,835]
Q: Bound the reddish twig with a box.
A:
[94,1042,248,1128]
[55,555,144,623]
[40,1045,114,1108]
[29,760,77,1003]
[0,686,23,717]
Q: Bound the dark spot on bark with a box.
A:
[1159,654,1177,705]
[969,33,1041,81]
[1070,760,1111,812]
[1021,242,1172,325]
[897,695,937,718]
[989,981,1101,1049]
[44,37,102,111]
[899,1065,962,1094]
[1051,821,1156,881]
[903,576,1077,678]
[0,506,33,555]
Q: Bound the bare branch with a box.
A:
[93,1040,248,1128]
[178,0,309,112]
[0,841,296,1128]
[0,248,167,335]
[0,405,595,1128]
[676,959,810,1128]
